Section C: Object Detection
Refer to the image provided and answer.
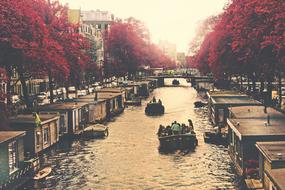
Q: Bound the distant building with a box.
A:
[81,9,114,31]
[158,40,177,62]
[176,52,186,67]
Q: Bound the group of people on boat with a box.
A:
[150,96,162,105]
[157,119,195,137]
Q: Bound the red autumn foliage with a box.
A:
[105,19,176,77]
[193,0,285,80]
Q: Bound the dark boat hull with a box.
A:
[203,132,227,145]
[158,134,198,151]
[145,103,165,116]
[194,101,207,108]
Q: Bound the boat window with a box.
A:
[43,128,49,144]
[8,140,17,174]
[218,109,224,122]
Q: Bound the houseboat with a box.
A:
[73,96,107,123]
[9,113,60,157]
[38,102,89,136]
[0,131,33,190]
[208,91,262,127]
[95,91,125,118]
[256,141,285,190]
[227,106,285,176]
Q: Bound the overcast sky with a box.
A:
[58,0,228,53]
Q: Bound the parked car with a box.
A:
[77,89,88,96]
[11,94,20,104]
[37,92,47,100]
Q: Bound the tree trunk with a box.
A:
[6,66,12,109]
[17,65,32,109]
[48,70,54,104]
[267,78,272,106]
[278,73,282,107]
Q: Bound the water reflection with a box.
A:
[23,79,238,190]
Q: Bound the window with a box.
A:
[43,128,49,144]
[8,141,17,174]
[36,132,41,146]
[218,108,224,122]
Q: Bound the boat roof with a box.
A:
[97,87,125,93]
[0,131,25,144]
[230,106,285,119]
[228,117,285,140]
[9,113,59,125]
[256,141,285,163]
[39,102,88,111]
[211,96,261,106]
[266,168,285,190]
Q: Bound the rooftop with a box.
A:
[39,102,88,111]
[98,88,125,93]
[211,96,261,105]
[256,141,285,162]
[267,168,285,190]
[208,90,247,97]
[228,117,285,139]
[230,106,285,119]
[9,113,59,125]
[0,131,25,144]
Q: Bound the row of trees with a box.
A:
[104,18,176,78]
[188,0,285,104]
[0,1,176,114]
[0,0,90,109]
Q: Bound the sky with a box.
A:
[58,0,228,53]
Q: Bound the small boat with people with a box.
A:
[157,119,198,151]
[145,96,165,116]
[83,124,109,138]
[172,79,180,85]
[194,101,208,108]
[33,166,52,180]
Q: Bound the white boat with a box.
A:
[83,124,109,138]
[33,167,52,180]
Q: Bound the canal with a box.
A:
[23,79,238,190]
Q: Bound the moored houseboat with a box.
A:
[227,106,285,176]
[0,131,33,190]
[9,113,60,157]
[255,141,285,190]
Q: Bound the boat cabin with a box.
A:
[0,131,26,185]
[9,113,60,156]
[74,96,107,123]
[227,106,285,176]
[95,91,125,117]
[256,141,285,190]
[38,102,89,136]
[207,91,261,127]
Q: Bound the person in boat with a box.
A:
[158,99,162,105]
[157,125,165,136]
[181,123,187,134]
[171,121,181,135]
[188,119,194,131]
[165,125,172,136]
[152,96,156,103]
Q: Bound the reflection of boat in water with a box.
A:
[194,101,208,108]
[172,79,180,85]
[125,97,141,106]
[145,102,165,116]
[33,167,52,180]
[203,128,227,145]
[158,133,198,151]
[83,124,109,138]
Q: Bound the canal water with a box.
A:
[23,79,239,190]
